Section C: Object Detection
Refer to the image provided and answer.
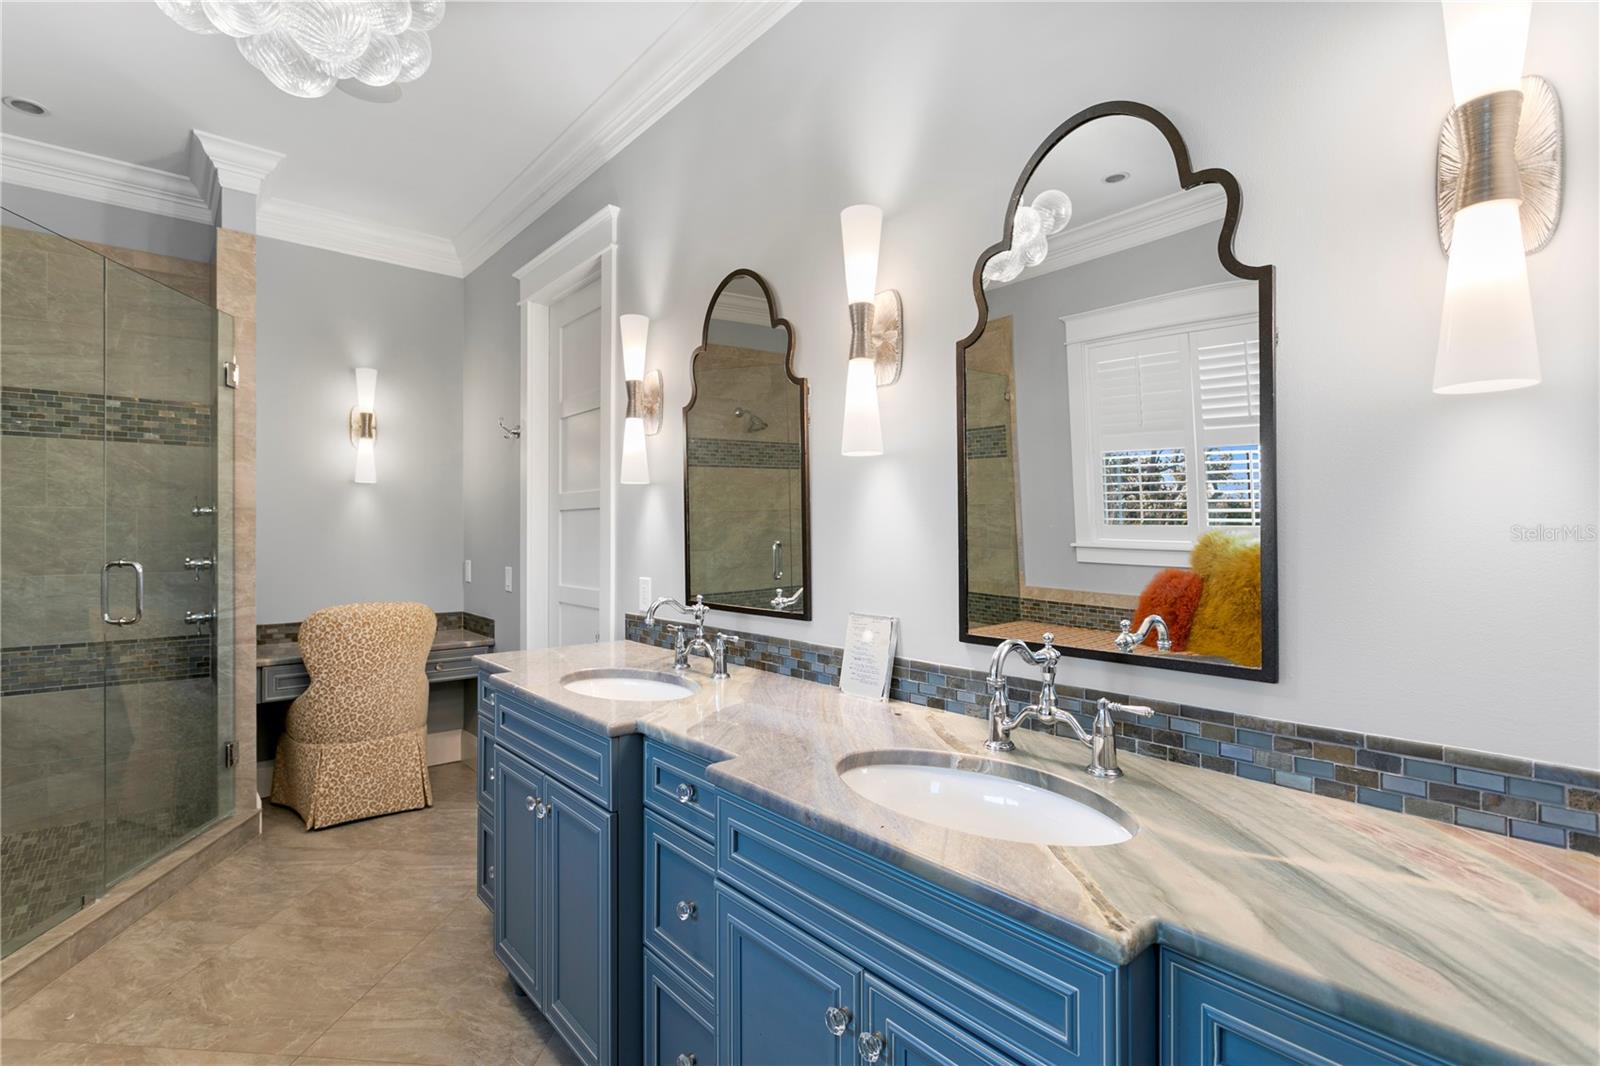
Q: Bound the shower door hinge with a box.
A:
[223,741,236,768]
[223,360,240,389]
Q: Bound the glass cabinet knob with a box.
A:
[488,767,495,781]
[536,801,550,820]
[488,692,497,706]
[525,795,537,812]
[824,1005,852,1037]
[675,900,697,922]
[676,1055,696,1066]
[857,1031,885,1062]
[488,865,495,881]
[675,782,697,804]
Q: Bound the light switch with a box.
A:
[503,566,514,593]
[638,577,652,610]
[464,559,473,583]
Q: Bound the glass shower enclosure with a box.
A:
[1,208,235,955]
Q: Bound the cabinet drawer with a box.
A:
[259,662,310,702]
[477,812,495,909]
[478,673,498,722]
[490,681,613,810]
[646,951,717,1066]
[646,811,717,998]
[862,974,1020,1066]
[425,648,478,683]
[477,725,496,812]
[645,741,718,840]
[718,795,1119,1065]
[1161,951,1454,1066]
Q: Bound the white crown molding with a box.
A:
[515,203,619,303]
[709,290,773,327]
[256,198,464,276]
[188,128,284,215]
[994,186,1228,288]
[455,0,798,275]
[0,133,214,225]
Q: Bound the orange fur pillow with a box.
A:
[1186,532,1262,667]
[1134,569,1205,651]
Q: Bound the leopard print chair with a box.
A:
[270,602,437,829]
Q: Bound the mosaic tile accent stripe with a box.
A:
[686,437,802,469]
[1,635,213,696]
[624,613,1600,853]
[968,593,1128,633]
[967,591,1022,627]
[257,611,495,644]
[2,387,214,447]
[965,424,1009,459]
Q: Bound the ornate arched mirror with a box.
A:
[683,269,811,619]
[957,102,1277,680]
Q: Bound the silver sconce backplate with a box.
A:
[347,407,376,446]
[631,370,664,435]
[871,289,903,387]
[1437,75,1562,255]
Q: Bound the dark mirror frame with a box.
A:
[956,101,1279,682]
[683,268,813,621]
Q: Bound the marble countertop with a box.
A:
[258,627,493,667]
[476,642,1599,1065]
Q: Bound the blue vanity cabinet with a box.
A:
[718,888,862,1066]
[1160,952,1455,1066]
[480,674,642,1066]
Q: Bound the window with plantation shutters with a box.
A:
[1063,282,1260,565]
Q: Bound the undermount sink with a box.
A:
[837,750,1136,847]
[560,668,697,703]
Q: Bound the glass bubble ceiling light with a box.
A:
[983,188,1072,286]
[157,1,445,98]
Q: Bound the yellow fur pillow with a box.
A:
[1185,531,1262,667]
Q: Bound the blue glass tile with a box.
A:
[1510,820,1566,846]
[1145,714,1170,731]
[1235,729,1273,750]
[1402,759,1454,783]
[1455,809,1507,834]
[1380,774,1427,797]
[1237,762,1273,783]
[1357,787,1403,811]
[1170,718,1201,736]
[1274,771,1314,792]
[1540,805,1599,832]
[1455,768,1506,793]
[1508,777,1566,803]
[1184,735,1221,756]
[1294,758,1336,779]
[1220,742,1255,761]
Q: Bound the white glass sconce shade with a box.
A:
[620,417,650,485]
[841,356,884,457]
[840,205,883,305]
[619,314,658,484]
[620,314,650,382]
[1443,1,1530,106]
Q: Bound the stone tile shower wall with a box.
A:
[687,344,805,605]
[963,315,1023,624]
[625,614,1600,854]
[0,225,224,953]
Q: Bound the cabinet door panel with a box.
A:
[646,811,717,997]
[646,951,718,1066]
[477,813,495,909]
[477,723,496,811]
[493,746,544,1005]
[861,975,1019,1066]
[718,889,860,1066]
[543,774,615,1066]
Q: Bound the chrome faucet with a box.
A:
[644,595,738,679]
[1115,615,1172,654]
[769,586,804,610]
[985,632,1156,778]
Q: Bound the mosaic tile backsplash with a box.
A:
[624,613,1600,853]
[1,635,213,696]
[2,386,215,447]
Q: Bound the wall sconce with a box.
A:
[619,313,662,485]
[1434,0,1562,394]
[839,204,903,457]
[350,367,377,484]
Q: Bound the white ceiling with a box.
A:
[1023,114,1186,227]
[0,1,792,273]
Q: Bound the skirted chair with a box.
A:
[270,601,437,829]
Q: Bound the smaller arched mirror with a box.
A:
[958,103,1277,681]
[683,269,810,619]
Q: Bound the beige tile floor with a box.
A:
[1,764,579,1066]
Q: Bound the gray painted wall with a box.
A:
[256,237,466,623]
[462,1,1597,764]
[1,182,215,261]
[988,224,1233,595]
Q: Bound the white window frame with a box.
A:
[1063,281,1258,567]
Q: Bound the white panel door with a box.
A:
[549,280,602,645]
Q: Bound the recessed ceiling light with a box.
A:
[3,97,48,116]
[1103,172,1129,184]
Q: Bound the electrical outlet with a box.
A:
[638,577,652,610]
[464,559,472,583]
[503,566,514,593]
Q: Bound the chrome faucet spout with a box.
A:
[984,634,1061,753]
[1115,615,1172,654]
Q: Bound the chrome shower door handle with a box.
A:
[101,560,144,626]
[771,539,783,582]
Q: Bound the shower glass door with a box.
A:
[0,209,234,955]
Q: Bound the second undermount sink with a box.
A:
[561,668,697,702]
[838,750,1136,847]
